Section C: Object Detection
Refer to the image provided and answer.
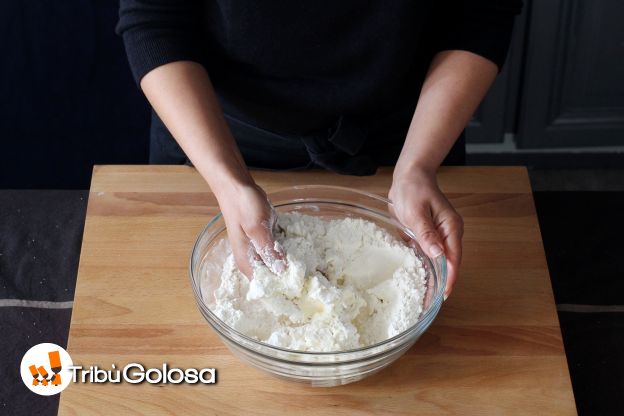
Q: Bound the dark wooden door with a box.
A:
[466,3,528,144]
[516,0,624,148]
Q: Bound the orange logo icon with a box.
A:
[21,343,73,395]
[28,351,63,387]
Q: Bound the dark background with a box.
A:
[467,0,624,150]
[2,0,624,189]
[1,1,623,415]
[1,1,150,189]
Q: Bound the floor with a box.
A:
[1,168,623,415]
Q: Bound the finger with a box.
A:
[228,222,254,279]
[437,214,463,299]
[407,206,445,259]
[388,203,412,244]
[441,228,462,299]
[245,220,287,275]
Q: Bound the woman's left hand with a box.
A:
[388,168,463,299]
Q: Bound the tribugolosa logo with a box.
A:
[21,342,217,392]
[20,343,73,395]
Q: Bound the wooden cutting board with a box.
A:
[58,165,576,415]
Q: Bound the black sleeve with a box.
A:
[432,0,524,71]
[115,0,204,84]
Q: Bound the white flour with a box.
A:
[211,212,427,352]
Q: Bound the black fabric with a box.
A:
[224,114,312,171]
[117,0,522,138]
[0,191,87,302]
[1,1,150,189]
[558,312,624,416]
[431,1,521,71]
[149,109,466,173]
[149,111,189,165]
[535,191,624,415]
[534,192,624,305]
[0,308,73,416]
[0,191,86,416]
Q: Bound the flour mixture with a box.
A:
[211,212,427,352]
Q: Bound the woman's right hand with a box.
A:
[138,61,285,278]
[214,180,287,278]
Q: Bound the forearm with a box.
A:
[140,61,253,193]
[394,50,498,178]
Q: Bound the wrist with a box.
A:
[393,160,438,183]
[199,159,255,196]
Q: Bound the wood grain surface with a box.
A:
[58,166,576,415]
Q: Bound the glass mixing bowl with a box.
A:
[189,185,446,386]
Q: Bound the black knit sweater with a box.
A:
[117,0,522,136]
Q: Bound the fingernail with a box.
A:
[443,293,449,301]
[430,244,444,257]
[247,245,262,264]
[273,240,284,254]
[272,259,287,274]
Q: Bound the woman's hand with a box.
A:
[387,50,497,298]
[388,168,463,299]
[214,180,287,278]
[139,62,286,279]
